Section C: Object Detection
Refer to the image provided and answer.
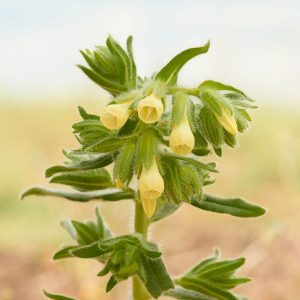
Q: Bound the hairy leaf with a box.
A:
[156,41,210,83]
[192,194,266,218]
[21,187,134,202]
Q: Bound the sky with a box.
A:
[0,0,299,103]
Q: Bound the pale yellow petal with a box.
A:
[137,94,164,124]
[169,116,195,155]
[215,107,238,135]
[141,198,157,218]
[101,103,130,130]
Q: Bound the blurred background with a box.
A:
[1,0,300,299]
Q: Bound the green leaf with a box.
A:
[176,278,238,300]
[49,168,112,191]
[171,92,187,126]
[114,141,136,184]
[94,46,116,74]
[77,65,125,96]
[72,119,109,133]
[21,187,134,202]
[199,106,224,147]
[191,194,266,218]
[165,287,214,300]
[106,276,118,292]
[138,255,174,298]
[161,152,217,173]
[79,49,103,75]
[188,258,246,279]
[199,80,252,101]
[95,206,112,240]
[88,234,170,296]
[45,153,114,178]
[78,106,99,120]
[43,290,76,300]
[156,41,210,83]
[161,159,183,204]
[53,246,77,260]
[175,250,250,300]
[213,277,251,290]
[87,135,134,152]
[151,198,178,222]
[106,35,132,86]
[72,220,98,244]
[70,242,106,258]
[126,35,137,86]
[136,129,156,170]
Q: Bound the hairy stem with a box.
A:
[133,201,149,300]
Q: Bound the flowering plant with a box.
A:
[22,36,265,300]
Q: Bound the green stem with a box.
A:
[133,201,150,300]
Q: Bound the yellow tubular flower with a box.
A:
[101,101,131,130]
[141,198,157,219]
[138,159,164,218]
[214,107,238,135]
[137,94,164,124]
[169,115,195,155]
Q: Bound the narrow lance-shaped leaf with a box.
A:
[77,65,125,96]
[21,187,134,202]
[43,290,77,300]
[191,194,266,218]
[49,168,113,191]
[165,287,214,300]
[126,35,137,86]
[45,153,114,178]
[156,41,210,83]
[199,80,253,101]
[87,135,134,153]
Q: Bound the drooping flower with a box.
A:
[138,159,164,218]
[101,101,131,130]
[169,114,195,155]
[137,94,164,124]
[214,106,238,135]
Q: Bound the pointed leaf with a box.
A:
[77,65,125,95]
[156,41,210,83]
[87,135,134,153]
[43,290,76,300]
[45,154,114,177]
[165,287,214,300]
[191,194,266,218]
[21,187,134,202]
[49,168,112,191]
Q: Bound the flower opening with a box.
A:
[101,102,131,130]
[137,94,164,124]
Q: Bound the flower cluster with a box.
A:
[98,79,252,217]
[37,36,255,220]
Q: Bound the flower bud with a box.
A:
[169,115,195,155]
[137,94,164,124]
[138,159,164,218]
[101,102,131,130]
[214,107,238,135]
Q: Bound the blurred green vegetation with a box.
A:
[1,97,300,299]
